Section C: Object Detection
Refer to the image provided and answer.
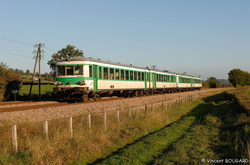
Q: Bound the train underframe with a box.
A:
[54,86,201,102]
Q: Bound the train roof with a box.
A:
[57,57,202,79]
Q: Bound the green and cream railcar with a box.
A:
[53,57,202,101]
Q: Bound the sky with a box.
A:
[0,0,249,80]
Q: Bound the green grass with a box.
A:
[2,89,248,164]
[246,88,250,97]
[95,92,250,165]
[95,116,196,165]
[19,84,55,95]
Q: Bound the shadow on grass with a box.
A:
[89,92,240,165]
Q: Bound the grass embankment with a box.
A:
[0,93,201,164]
[0,88,249,164]
[96,89,250,164]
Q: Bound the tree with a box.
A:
[25,69,31,75]
[47,45,84,72]
[228,69,250,87]
[0,63,22,101]
[207,77,222,88]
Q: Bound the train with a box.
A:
[53,57,202,102]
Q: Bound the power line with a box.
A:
[0,37,34,47]
[0,51,32,58]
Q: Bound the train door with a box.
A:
[93,65,98,92]
[144,72,148,90]
[152,73,157,90]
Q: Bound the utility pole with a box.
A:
[28,43,44,101]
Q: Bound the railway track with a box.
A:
[0,88,223,114]
[0,97,125,113]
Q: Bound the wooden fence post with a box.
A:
[12,125,18,152]
[88,113,92,133]
[103,112,107,131]
[44,121,49,140]
[69,116,73,138]
[129,108,132,119]
[117,109,120,124]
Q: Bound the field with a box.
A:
[18,84,55,95]
[0,88,249,164]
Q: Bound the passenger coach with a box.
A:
[53,57,202,101]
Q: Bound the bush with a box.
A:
[0,63,22,101]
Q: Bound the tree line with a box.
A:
[11,68,55,82]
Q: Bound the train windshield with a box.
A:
[57,65,83,76]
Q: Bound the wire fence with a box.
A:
[3,94,198,152]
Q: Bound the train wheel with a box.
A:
[82,94,88,102]
[93,93,100,101]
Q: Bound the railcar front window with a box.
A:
[66,66,74,75]
[58,66,65,76]
[57,65,83,76]
[75,65,83,75]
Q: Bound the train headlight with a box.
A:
[54,81,62,86]
[78,81,85,85]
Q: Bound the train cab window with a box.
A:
[75,65,83,75]
[115,69,120,80]
[58,66,65,76]
[121,70,125,80]
[130,71,134,80]
[89,66,92,77]
[126,70,129,80]
[66,66,74,75]
[99,67,103,79]
[110,68,114,79]
[104,68,108,79]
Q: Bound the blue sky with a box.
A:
[0,0,249,80]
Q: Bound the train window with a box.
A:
[130,71,133,80]
[142,72,144,81]
[126,70,129,80]
[75,65,83,75]
[104,68,108,79]
[115,69,120,80]
[99,67,103,79]
[133,71,137,81]
[58,66,65,76]
[66,66,74,75]
[121,70,125,80]
[89,66,92,77]
[138,72,141,81]
[110,68,114,79]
